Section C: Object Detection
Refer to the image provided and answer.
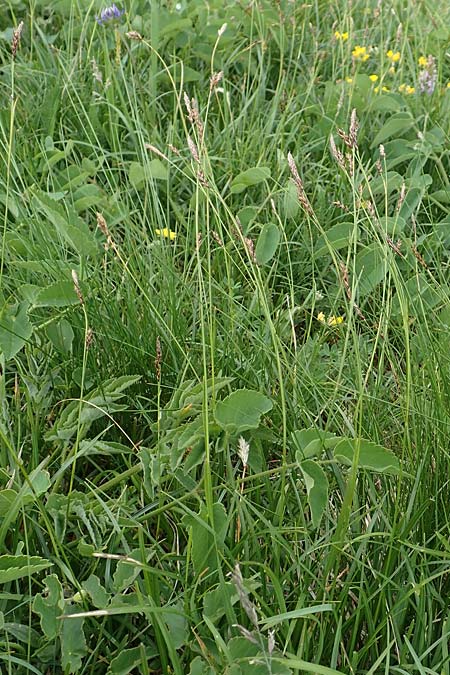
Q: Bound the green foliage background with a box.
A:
[0,0,449,672]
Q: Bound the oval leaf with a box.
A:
[230,167,271,194]
[334,438,400,474]
[255,223,280,265]
[299,460,328,528]
[215,389,273,434]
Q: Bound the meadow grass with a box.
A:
[0,0,450,673]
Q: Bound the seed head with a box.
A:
[126,31,143,41]
[11,21,24,60]
[72,270,84,304]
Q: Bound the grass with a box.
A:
[0,0,450,672]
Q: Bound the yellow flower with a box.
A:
[369,74,379,82]
[386,49,400,63]
[345,77,353,84]
[406,85,415,94]
[399,83,415,95]
[327,315,344,327]
[155,228,176,240]
[317,312,344,327]
[352,45,370,62]
[389,66,396,75]
[334,30,349,41]
[418,55,428,68]
[374,86,390,93]
[446,82,450,89]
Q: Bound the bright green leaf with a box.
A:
[255,223,280,265]
[0,555,52,584]
[32,575,62,639]
[215,389,273,434]
[34,281,79,307]
[334,438,400,474]
[0,302,32,360]
[230,167,271,194]
[299,460,329,528]
[370,112,414,148]
[61,604,87,673]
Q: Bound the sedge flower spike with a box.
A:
[96,4,125,25]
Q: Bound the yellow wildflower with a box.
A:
[334,30,349,41]
[317,312,344,327]
[352,45,370,62]
[418,56,428,68]
[374,86,390,93]
[399,84,415,95]
[389,66,396,75]
[386,49,400,63]
[345,77,353,84]
[369,74,379,82]
[327,315,344,327]
[155,228,176,240]
[447,82,450,89]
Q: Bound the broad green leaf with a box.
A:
[110,644,159,675]
[164,600,188,650]
[129,160,168,188]
[292,428,339,460]
[189,656,215,675]
[236,206,258,231]
[45,375,141,442]
[315,222,355,258]
[46,318,74,353]
[148,158,169,180]
[31,189,98,256]
[255,222,280,265]
[61,604,87,673]
[112,548,150,593]
[215,389,273,434]
[73,184,104,212]
[20,466,51,502]
[0,490,16,516]
[363,171,403,198]
[299,460,329,528]
[203,582,237,622]
[283,180,300,219]
[354,243,388,296]
[34,281,79,307]
[0,555,52,584]
[3,623,41,647]
[369,94,402,113]
[82,575,110,609]
[379,216,406,235]
[0,302,32,360]
[183,502,227,576]
[334,438,400,474]
[370,112,414,148]
[230,167,271,194]
[391,273,442,316]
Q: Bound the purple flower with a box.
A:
[418,56,437,95]
[96,4,125,25]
